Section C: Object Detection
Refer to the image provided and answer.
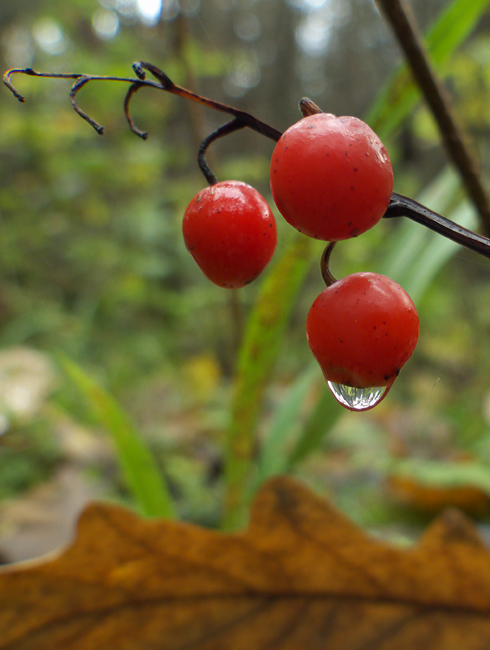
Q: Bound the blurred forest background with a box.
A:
[1,0,490,560]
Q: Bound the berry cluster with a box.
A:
[183,111,419,411]
[7,63,490,413]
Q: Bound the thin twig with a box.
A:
[4,67,163,136]
[3,67,164,100]
[124,82,149,140]
[139,62,282,142]
[4,64,282,142]
[70,76,104,134]
[376,0,490,235]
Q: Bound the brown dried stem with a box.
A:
[124,82,149,140]
[4,67,163,136]
[140,62,282,141]
[197,119,245,185]
[320,242,338,287]
[385,193,490,258]
[376,0,490,235]
[4,63,282,142]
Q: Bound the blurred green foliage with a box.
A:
[0,418,61,499]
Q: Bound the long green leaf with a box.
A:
[223,234,314,529]
[256,364,318,485]
[367,0,489,139]
[60,355,176,519]
[287,382,342,470]
[379,167,477,302]
[378,167,460,282]
[402,201,477,302]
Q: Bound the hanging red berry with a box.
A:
[270,113,394,241]
[183,180,277,289]
[306,272,419,411]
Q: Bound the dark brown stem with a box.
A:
[4,67,163,135]
[198,119,245,185]
[384,193,490,259]
[124,82,149,140]
[138,62,282,142]
[320,242,337,287]
[376,0,490,235]
[70,76,104,134]
[4,64,282,142]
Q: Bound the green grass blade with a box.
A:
[367,0,489,139]
[59,355,176,519]
[425,0,488,66]
[223,235,314,529]
[379,167,460,282]
[256,363,318,484]
[287,381,342,470]
[402,201,477,302]
[377,166,478,303]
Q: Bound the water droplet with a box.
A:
[327,382,390,411]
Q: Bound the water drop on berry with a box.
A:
[327,382,391,411]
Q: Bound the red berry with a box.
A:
[306,272,419,391]
[270,113,394,241]
[183,181,277,289]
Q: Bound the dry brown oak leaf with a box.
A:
[1,476,490,650]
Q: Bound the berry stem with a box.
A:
[197,119,245,185]
[70,76,105,134]
[320,242,338,287]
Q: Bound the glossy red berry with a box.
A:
[270,113,394,241]
[183,180,277,289]
[306,272,419,400]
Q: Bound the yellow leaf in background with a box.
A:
[184,353,222,400]
[1,476,490,648]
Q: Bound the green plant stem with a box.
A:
[222,235,313,530]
